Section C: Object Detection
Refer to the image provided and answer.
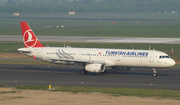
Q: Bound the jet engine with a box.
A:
[85,64,105,73]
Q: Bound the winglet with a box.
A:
[20,22,44,48]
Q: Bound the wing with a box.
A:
[42,57,105,64]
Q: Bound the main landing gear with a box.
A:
[80,69,88,75]
[102,69,107,73]
[153,68,157,77]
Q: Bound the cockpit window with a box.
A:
[166,56,170,58]
[159,56,170,59]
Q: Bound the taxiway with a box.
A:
[0,64,179,90]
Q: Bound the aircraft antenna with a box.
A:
[46,43,49,47]
[64,41,66,47]
[132,45,134,50]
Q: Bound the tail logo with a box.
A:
[26,32,35,43]
[23,29,37,47]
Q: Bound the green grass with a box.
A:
[16,85,180,100]
[1,16,180,37]
[0,42,24,53]
[1,23,180,38]
[0,96,25,101]
[1,12,180,19]
[32,24,180,37]
[0,91,16,94]
[0,83,8,87]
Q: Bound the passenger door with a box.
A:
[149,52,154,62]
[116,55,120,61]
[77,52,81,59]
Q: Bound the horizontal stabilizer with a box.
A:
[17,48,32,53]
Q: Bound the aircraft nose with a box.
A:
[169,59,176,67]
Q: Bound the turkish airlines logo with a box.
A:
[23,29,37,47]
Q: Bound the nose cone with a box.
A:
[168,59,176,67]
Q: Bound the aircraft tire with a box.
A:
[153,73,157,77]
[102,69,107,73]
[80,69,87,75]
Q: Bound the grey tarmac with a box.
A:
[0,64,180,90]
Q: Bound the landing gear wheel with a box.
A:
[153,73,157,77]
[80,69,88,75]
[152,68,157,77]
[102,69,107,73]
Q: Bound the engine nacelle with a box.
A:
[112,67,132,71]
[85,64,105,73]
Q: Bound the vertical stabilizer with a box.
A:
[20,22,44,48]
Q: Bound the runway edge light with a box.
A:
[49,84,52,90]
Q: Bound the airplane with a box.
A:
[18,22,176,77]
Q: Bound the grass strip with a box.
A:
[1,18,180,37]
[0,91,16,94]
[0,96,25,101]
[16,85,180,100]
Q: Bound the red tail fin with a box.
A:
[20,22,44,48]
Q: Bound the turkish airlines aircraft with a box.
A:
[18,22,176,77]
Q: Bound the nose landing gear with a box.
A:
[153,68,157,77]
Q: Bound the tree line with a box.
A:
[1,0,180,12]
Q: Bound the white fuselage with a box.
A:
[18,47,176,68]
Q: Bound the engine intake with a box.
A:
[85,64,105,73]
